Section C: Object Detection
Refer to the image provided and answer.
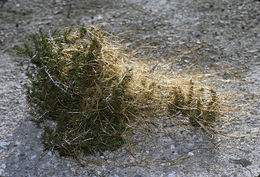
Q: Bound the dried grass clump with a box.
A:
[17,25,220,157]
[126,59,220,128]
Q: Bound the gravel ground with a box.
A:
[0,0,259,176]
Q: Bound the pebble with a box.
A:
[0,142,10,149]
[30,154,37,160]
[248,49,257,53]
[14,164,19,169]
[168,173,176,177]
[15,141,21,146]
[97,15,103,21]
[188,152,194,156]
[130,156,135,163]
[47,151,52,156]
[251,129,259,133]
[1,163,6,169]
[102,165,106,170]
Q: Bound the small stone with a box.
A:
[97,15,103,21]
[15,84,22,89]
[31,154,37,160]
[0,142,10,149]
[47,151,52,156]
[15,141,21,146]
[102,165,106,170]
[130,156,135,163]
[252,129,259,133]
[188,152,194,156]
[173,152,178,155]
[196,40,201,44]
[248,49,257,53]
[168,173,176,177]
[1,164,6,169]
[14,164,19,169]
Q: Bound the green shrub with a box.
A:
[17,25,220,157]
[17,26,135,156]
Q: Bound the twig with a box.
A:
[37,111,49,120]
[48,30,58,48]
[117,67,132,86]
[103,67,132,102]
[193,112,214,139]
[150,62,160,73]
[44,66,73,96]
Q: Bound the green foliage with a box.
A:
[18,26,135,156]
